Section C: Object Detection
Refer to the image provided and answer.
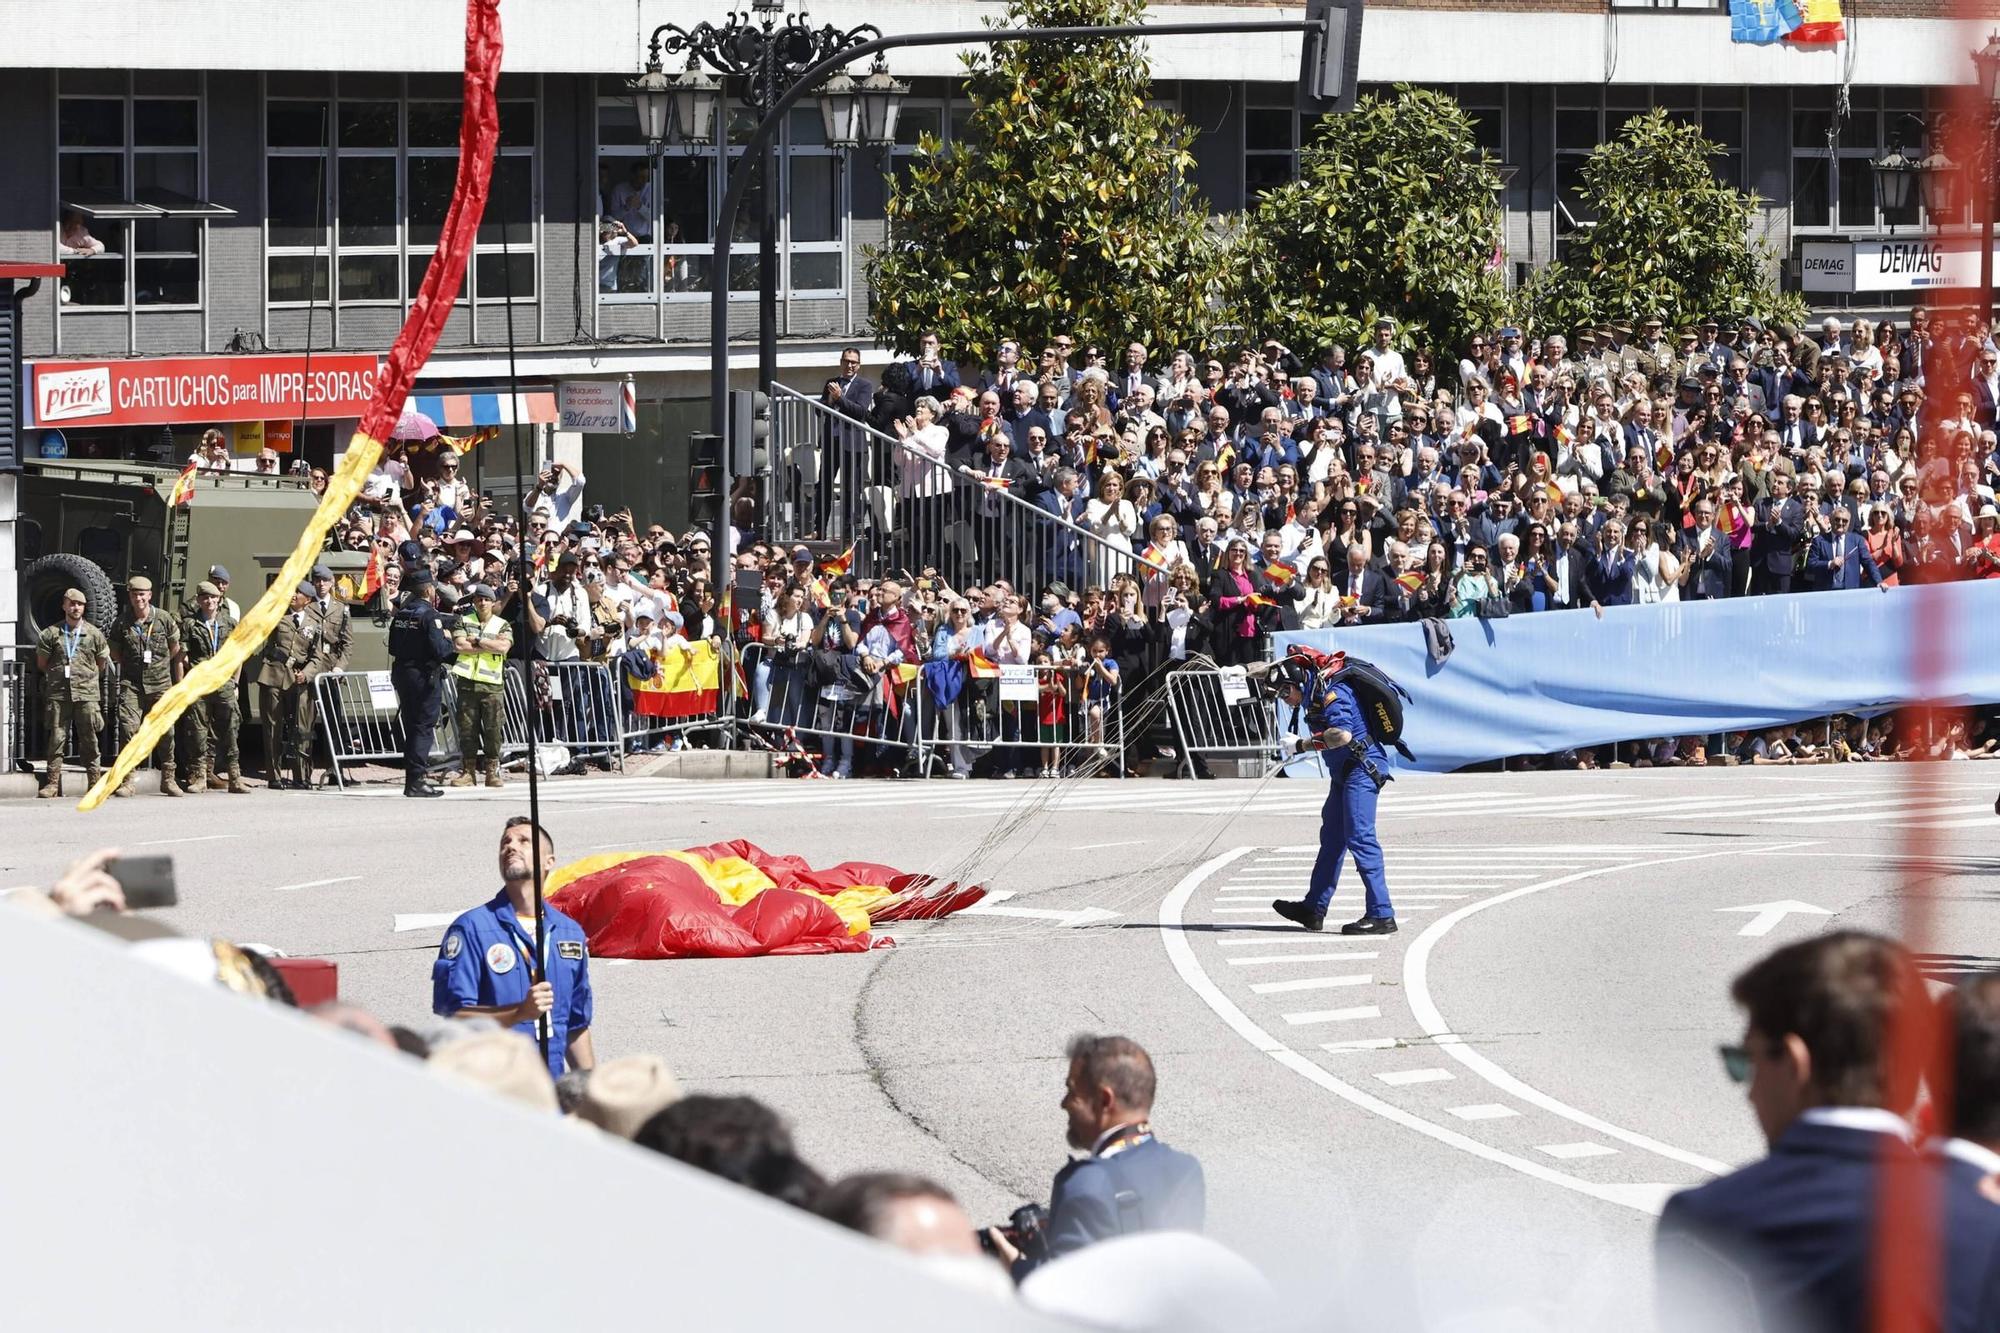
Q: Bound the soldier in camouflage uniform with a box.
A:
[448,584,512,788]
[109,574,187,797]
[179,579,248,794]
[34,588,112,799]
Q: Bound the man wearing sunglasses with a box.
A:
[1654,932,1984,1333]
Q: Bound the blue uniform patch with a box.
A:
[432,892,594,1077]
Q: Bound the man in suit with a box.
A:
[1654,932,1944,1333]
[902,330,959,398]
[964,430,1044,581]
[1006,380,1054,455]
[1805,507,1881,592]
[258,582,320,789]
[980,338,1029,397]
[1928,973,2000,1333]
[1750,473,1805,596]
[1588,518,1636,607]
[1113,341,1160,409]
[1038,466,1088,591]
[1331,542,1388,626]
[1546,522,1591,610]
[987,1034,1204,1280]
[1775,395,1819,458]
[1679,501,1735,601]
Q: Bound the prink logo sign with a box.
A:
[36,366,112,423]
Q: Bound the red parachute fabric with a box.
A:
[547,840,986,959]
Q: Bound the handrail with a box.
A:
[770,384,1169,577]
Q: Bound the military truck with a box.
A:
[13,458,390,677]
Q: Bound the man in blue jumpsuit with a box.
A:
[433,816,597,1078]
[1269,660,1399,935]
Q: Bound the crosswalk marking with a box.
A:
[1225,951,1382,965]
[1375,1068,1454,1087]
[1284,1005,1382,1025]
[1448,1104,1521,1121]
[1249,974,1374,995]
[1536,1142,1619,1160]
[1319,1038,1401,1053]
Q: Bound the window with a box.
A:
[1242,85,1322,199]
[1556,85,1744,237]
[595,89,850,302]
[1790,86,1934,235]
[56,84,229,309]
[266,82,537,309]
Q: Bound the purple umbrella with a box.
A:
[392,407,440,441]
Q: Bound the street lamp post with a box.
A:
[1971,31,2000,327]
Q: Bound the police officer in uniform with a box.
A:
[256,582,318,790]
[448,583,512,788]
[109,574,186,797]
[433,817,596,1079]
[388,566,455,798]
[180,580,247,794]
[1269,655,1399,935]
[34,588,112,799]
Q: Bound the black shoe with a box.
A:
[404,785,443,798]
[1272,899,1325,932]
[1340,916,1398,936]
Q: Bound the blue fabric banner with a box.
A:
[1731,0,1803,44]
[1274,583,2000,773]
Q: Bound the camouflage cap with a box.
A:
[127,575,154,592]
[63,588,88,604]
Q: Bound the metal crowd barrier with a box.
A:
[734,640,921,772]
[541,659,624,771]
[315,665,553,790]
[1164,665,1279,779]
[768,385,1167,595]
[6,651,126,770]
[913,661,1125,778]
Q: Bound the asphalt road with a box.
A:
[11,763,1999,1328]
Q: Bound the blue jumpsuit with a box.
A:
[1302,682,1395,921]
[433,892,594,1078]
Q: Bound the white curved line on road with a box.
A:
[1400,842,1819,1177]
[1159,847,1677,1216]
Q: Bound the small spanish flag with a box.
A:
[1544,481,1564,506]
[1395,571,1425,593]
[336,548,383,604]
[1263,560,1298,587]
[167,461,199,508]
[1507,413,1535,437]
[821,543,855,577]
[1553,424,1574,448]
[978,474,1011,492]
[1246,593,1277,610]
[966,649,1000,679]
[1786,0,1843,44]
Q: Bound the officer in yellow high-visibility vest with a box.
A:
[448,584,513,788]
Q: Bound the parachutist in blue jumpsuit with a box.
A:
[1270,664,1398,936]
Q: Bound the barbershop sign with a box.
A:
[23,353,380,429]
[1801,238,1997,294]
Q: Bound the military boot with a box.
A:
[448,769,477,787]
[37,760,62,799]
[87,765,104,795]
[114,774,135,797]
[208,760,229,791]
[161,769,185,797]
[183,758,208,795]
[484,763,505,789]
[226,764,249,795]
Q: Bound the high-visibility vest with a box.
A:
[450,613,508,687]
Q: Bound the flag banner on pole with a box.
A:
[629,641,719,718]
[166,462,198,508]
[1730,0,1804,44]
[1785,0,1843,44]
[78,0,504,810]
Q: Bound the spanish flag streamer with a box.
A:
[629,641,719,719]
[166,461,198,508]
[78,0,504,811]
[546,840,987,959]
[1785,0,1844,44]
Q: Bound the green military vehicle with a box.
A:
[14,458,391,684]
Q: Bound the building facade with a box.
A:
[0,0,1983,525]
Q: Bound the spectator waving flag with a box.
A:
[821,543,855,577]
[1395,571,1425,593]
[966,648,1000,679]
[1785,0,1844,44]
[166,461,198,508]
[1731,0,1804,44]
[1263,560,1298,587]
[629,641,719,718]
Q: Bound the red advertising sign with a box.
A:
[23,353,381,430]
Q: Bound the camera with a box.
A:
[978,1203,1051,1265]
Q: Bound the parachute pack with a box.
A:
[1280,645,1416,762]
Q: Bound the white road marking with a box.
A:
[1448,1104,1521,1121]
[1212,904,1435,914]
[393,912,460,934]
[131,834,241,847]
[1893,810,2000,829]
[1376,1068,1454,1086]
[271,875,362,893]
[1283,1005,1382,1025]
[1400,845,1816,1176]
[1717,899,1834,937]
[1249,974,1374,994]
[1757,800,1995,825]
[1214,934,1318,945]
[1319,1038,1401,1053]
[1072,839,1147,850]
[1537,1142,1619,1160]
[958,902,1118,927]
[1226,951,1382,965]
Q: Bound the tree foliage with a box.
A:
[1514,109,1806,336]
[865,0,1220,363]
[1225,86,1509,358]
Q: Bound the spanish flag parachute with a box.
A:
[546,841,986,959]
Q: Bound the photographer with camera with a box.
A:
[984,1034,1205,1282]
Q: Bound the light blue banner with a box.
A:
[1274,583,2000,773]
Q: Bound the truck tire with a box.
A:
[21,553,119,636]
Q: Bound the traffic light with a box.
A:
[688,430,721,530]
[1299,0,1365,115]
[727,388,770,476]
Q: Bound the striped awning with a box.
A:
[408,390,557,429]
